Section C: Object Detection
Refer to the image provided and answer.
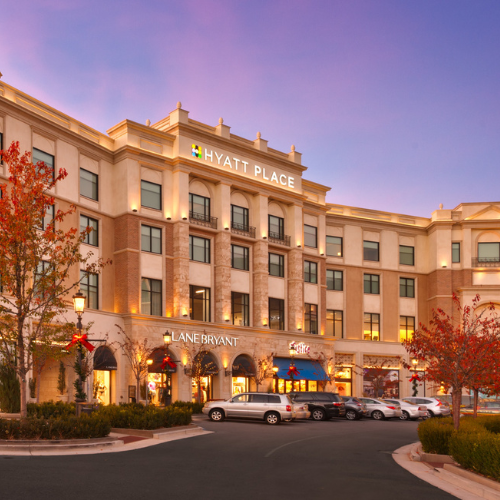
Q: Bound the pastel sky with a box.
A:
[1,0,499,217]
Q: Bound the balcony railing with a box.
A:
[231,222,256,238]
[268,231,291,246]
[189,211,218,229]
[473,257,500,268]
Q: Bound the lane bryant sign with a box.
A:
[172,331,239,347]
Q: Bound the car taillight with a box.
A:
[386,406,396,410]
[286,405,291,411]
[437,401,442,406]
[333,402,342,406]
[418,406,426,411]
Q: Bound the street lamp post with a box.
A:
[72,290,86,402]
[289,344,296,391]
[411,357,419,397]
[163,330,172,406]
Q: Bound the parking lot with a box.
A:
[1,415,456,500]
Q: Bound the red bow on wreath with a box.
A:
[65,333,95,352]
[409,373,420,382]
[161,355,176,370]
[287,365,300,378]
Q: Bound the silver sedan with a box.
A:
[357,397,403,420]
[380,399,427,420]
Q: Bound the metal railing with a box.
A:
[472,257,500,267]
[268,231,291,246]
[189,211,218,229]
[231,222,256,238]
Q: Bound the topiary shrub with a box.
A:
[0,363,20,413]
[450,431,500,481]
[171,401,204,414]
[27,401,76,418]
[418,417,454,455]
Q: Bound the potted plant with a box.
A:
[57,361,68,402]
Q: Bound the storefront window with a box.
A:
[93,370,111,405]
[363,368,400,398]
[276,379,317,393]
[192,376,212,403]
[335,367,352,396]
[232,376,249,395]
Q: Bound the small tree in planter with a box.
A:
[57,361,67,401]
[251,352,274,392]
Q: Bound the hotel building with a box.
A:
[1,77,500,405]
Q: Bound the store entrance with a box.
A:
[192,376,213,403]
[92,346,117,405]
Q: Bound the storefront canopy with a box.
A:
[93,346,117,371]
[232,355,256,377]
[273,358,328,381]
[148,347,178,374]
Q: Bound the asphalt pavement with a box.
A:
[0,416,457,500]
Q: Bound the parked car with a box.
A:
[402,397,451,418]
[340,396,369,420]
[380,398,427,421]
[462,401,500,415]
[288,391,346,421]
[202,393,309,425]
[357,397,403,420]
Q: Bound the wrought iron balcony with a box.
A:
[231,222,256,238]
[189,211,218,229]
[268,231,291,246]
[472,257,500,268]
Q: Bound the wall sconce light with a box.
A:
[297,244,302,248]
[166,217,171,221]
[263,321,268,327]
[442,264,447,268]
[184,366,192,376]
[263,236,267,240]
[297,328,302,331]
[320,253,324,256]
[182,217,188,221]
[183,314,188,317]
[132,209,138,213]
[225,319,230,322]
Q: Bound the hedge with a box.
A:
[98,404,191,429]
[27,401,76,418]
[0,413,111,440]
[171,401,204,414]
[418,415,500,481]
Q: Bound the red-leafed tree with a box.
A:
[403,294,500,429]
[0,142,108,417]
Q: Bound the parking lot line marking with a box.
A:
[265,435,327,458]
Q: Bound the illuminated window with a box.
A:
[400,316,415,342]
[364,313,380,341]
[190,285,211,321]
[326,236,343,257]
[326,310,343,338]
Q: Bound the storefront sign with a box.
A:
[172,331,238,347]
[289,341,310,354]
[191,144,296,189]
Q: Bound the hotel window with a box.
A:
[34,260,52,298]
[80,215,98,247]
[40,205,55,231]
[231,245,249,271]
[326,270,343,291]
[189,193,210,221]
[326,310,343,338]
[80,168,98,201]
[141,278,162,316]
[268,298,284,330]
[189,235,210,263]
[363,240,379,261]
[478,242,500,263]
[400,316,415,342]
[452,242,461,263]
[269,253,284,277]
[232,292,249,326]
[141,180,161,210]
[326,236,343,257]
[231,205,249,231]
[190,285,211,321]
[364,313,380,341]
[364,274,379,294]
[305,303,318,334]
[141,225,161,254]
[400,245,414,266]
[304,261,318,283]
[268,215,284,240]
[80,271,98,310]
[400,277,415,298]
[33,148,54,180]
[304,225,317,248]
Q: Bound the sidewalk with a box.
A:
[393,442,500,500]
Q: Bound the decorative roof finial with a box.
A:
[439,203,443,210]
[291,144,296,152]
[177,101,182,109]
[219,117,223,125]
[256,131,261,139]
[146,119,151,126]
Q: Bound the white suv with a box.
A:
[402,397,451,418]
[203,393,307,425]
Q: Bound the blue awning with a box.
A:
[273,358,328,381]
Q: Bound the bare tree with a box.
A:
[251,351,275,392]
[308,351,335,391]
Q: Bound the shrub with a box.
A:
[27,401,76,418]
[0,363,20,413]
[171,401,204,414]
[98,404,191,429]
[450,431,500,481]
[0,413,111,440]
[477,415,500,434]
[418,417,454,455]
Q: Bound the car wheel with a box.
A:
[209,409,224,422]
[427,410,435,418]
[400,410,410,421]
[265,412,280,425]
[311,408,326,421]
[345,410,358,421]
[372,410,385,420]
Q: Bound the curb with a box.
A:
[0,437,124,452]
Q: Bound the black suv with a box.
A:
[288,392,345,421]
[340,396,368,420]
